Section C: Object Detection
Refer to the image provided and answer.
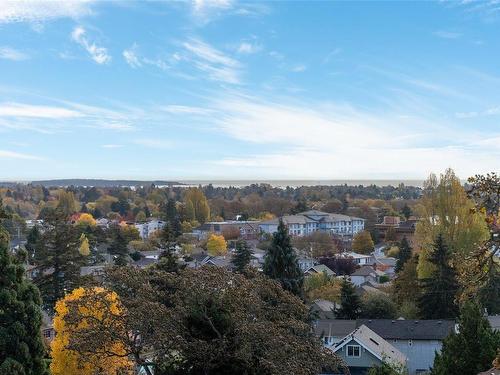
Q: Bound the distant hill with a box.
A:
[25,179,183,188]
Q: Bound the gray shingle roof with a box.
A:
[314,319,357,338]
[488,315,500,331]
[357,319,455,340]
[351,265,377,276]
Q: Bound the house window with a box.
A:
[43,330,52,338]
[346,345,361,357]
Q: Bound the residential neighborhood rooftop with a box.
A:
[357,319,455,340]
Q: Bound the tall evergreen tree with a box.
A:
[393,255,421,307]
[163,199,177,222]
[25,224,41,258]
[335,277,361,319]
[155,221,181,273]
[108,226,129,266]
[418,234,459,319]
[395,236,412,273]
[232,239,253,272]
[432,301,500,375]
[477,263,500,315]
[34,209,83,311]
[263,219,304,296]
[0,200,49,374]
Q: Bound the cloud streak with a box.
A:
[71,26,111,64]
[0,0,95,24]
[0,150,43,160]
[433,30,462,39]
[0,46,29,61]
[202,92,500,179]
[0,102,82,118]
[122,44,169,70]
[182,38,242,84]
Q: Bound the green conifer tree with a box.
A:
[432,301,500,375]
[108,226,129,266]
[395,236,412,273]
[155,221,182,273]
[418,234,459,319]
[33,209,83,310]
[232,239,253,272]
[263,219,304,296]
[335,277,361,319]
[0,200,49,374]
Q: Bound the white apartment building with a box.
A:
[134,219,166,239]
[259,210,365,237]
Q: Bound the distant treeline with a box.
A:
[0,179,182,188]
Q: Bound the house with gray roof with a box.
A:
[314,319,357,347]
[317,319,455,375]
[350,266,386,286]
[259,210,364,238]
[359,319,455,375]
[311,299,340,320]
[305,264,336,277]
[332,325,408,375]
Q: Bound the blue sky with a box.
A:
[0,0,499,181]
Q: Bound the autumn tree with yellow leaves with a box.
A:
[76,213,97,227]
[184,188,210,224]
[206,233,227,256]
[415,169,489,279]
[78,234,90,256]
[50,287,134,375]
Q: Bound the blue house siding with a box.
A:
[391,339,442,375]
[334,338,383,373]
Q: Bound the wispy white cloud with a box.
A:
[182,38,241,83]
[237,42,261,54]
[456,104,500,118]
[323,48,341,64]
[291,64,307,73]
[161,105,212,115]
[0,102,82,118]
[192,0,233,14]
[134,138,173,149]
[190,0,269,24]
[0,150,43,160]
[71,26,111,64]
[183,38,238,67]
[0,46,29,61]
[123,44,142,68]
[433,30,462,39]
[269,51,284,60]
[122,44,169,71]
[98,122,134,131]
[0,0,95,24]
[0,100,139,132]
[201,92,499,178]
[101,144,123,148]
